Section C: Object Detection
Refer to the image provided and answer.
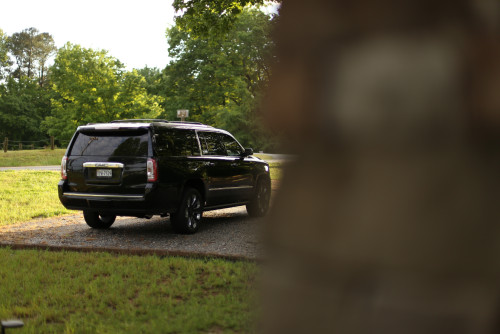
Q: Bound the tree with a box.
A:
[36,32,57,86]
[0,28,54,143]
[173,0,268,37]
[7,27,56,85]
[0,77,51,141]
[162,8,276,150]
[0,29,12,81]
[43,43,163,140]
[136,66,164,98]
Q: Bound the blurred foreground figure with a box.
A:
[262,0,500,333]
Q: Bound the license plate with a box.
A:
[96,169,112,178]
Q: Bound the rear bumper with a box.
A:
[63,193,144,200]
[58,180,179,216]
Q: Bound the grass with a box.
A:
[0,171,72,226]
[0,248,259,333]
[2,150,271,168]
[0,170,261,333]
[0,150,283,180]
[269,162,282,181]
[0,149,66,167]
[253,153,273,161]
[0,165,281,227]
[0,157,265,333]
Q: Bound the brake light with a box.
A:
[147,158,158,182]
[61,156,68,180]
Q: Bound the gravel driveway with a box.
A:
[0,205,266,261]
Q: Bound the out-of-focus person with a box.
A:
[262,0,500,333]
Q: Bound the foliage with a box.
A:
[173,0,267,37]
[0,248,259,333]
[43,43,164,141]
[0,1,280,150]
[7,27,56,85]
[0,28,55,142]
[0,171,72,225]
[136,66,164,98]
[0,77,52,141]
[0,29,12,80]
[163,8,277,151]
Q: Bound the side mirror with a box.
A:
[242,148,253,157]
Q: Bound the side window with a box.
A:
[198,132,226,156]
[220,134,243,157]
[155,129,200,156]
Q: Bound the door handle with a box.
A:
[231,163,238,167]
[206,162,216,167]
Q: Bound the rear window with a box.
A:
[70,131,149,156]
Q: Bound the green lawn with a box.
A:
[0,170,261,333]
[0,160,281,227]
[0,150,273,168]
[0,148,65,167]
[268,162,282,181]
[0,170,73,226]
[0,248,259,333]
[253,153,273,161]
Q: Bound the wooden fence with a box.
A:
[3,136,55,152]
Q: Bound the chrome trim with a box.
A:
[208,185,254,192]
[83,162,124,168]
[63,192,143,199]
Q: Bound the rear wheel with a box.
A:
[171,187,204,234]
[83,211,116,229]
[246,178,271,217]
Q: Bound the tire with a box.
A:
[83,210,116,229]
[246,178,271,217]
[171,187,204,234]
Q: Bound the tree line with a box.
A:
[0,4,278,151]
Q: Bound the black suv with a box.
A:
[58,120,271,234]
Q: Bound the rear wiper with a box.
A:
[81,137,98,155]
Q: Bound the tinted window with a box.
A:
[220,134,243,156]
[198,132,226,156]
[155,129,200,156]
[70,131,149,157]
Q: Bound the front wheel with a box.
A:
[246,178,271,217]
[83,211,116,229]
[171,188,204,234]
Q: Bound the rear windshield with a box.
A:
[70,131,149,157]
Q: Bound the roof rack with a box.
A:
[108,119,208,126]
[110,119,169,123]
[168,121,206,125]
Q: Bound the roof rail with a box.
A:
[110,119,169,123]
[168,121,206,125]
[100,119,213,128]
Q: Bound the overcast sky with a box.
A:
[0,0,176,70]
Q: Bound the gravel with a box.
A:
[0,206,265,261]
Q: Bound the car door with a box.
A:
[218,133,254,201]
[198,131,251,205]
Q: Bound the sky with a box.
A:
[0,0,176,70]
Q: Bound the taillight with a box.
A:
[147,158,158,182]
[61,156,68,180]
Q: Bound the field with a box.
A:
[0,158,272,333]
[0,157,282,226]
[0,150,277,168]
[0,248,259,333]
[0,171,72,226]
[0,148,66,167]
